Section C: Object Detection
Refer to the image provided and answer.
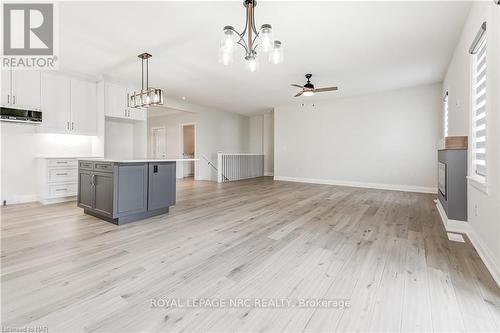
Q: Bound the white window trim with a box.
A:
[468,24,489,195]
[443,91,449,137]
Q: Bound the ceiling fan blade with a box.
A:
[314,87,338,92]
[294,91,304,97]
[291,84,303,88]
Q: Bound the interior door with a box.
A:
[40,72,71,132]
[152,127,166,159]
[71,78,97,135]
[12,70,41,110]
[1,69,11,107]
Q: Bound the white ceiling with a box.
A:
[59,1,471,115]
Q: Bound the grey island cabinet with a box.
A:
[77,159,178,225]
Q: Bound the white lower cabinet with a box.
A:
[39,72,97,135]
[37,158,79,204]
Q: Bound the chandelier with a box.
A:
[128,53,164,108]
[219,0,283,72]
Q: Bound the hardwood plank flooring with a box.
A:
[1,177,499,332]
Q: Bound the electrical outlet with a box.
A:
[474,204,478,217]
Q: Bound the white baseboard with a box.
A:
[467,228,500,287]
[435,199,471,234]
[435,199,500,287]
[3,195,38,205]
[39,196,77,205]
[264,172,274,177]
[273,176,437,194]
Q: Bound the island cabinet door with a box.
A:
[115,164,148,216]
[148,162,176,211]
[78,170,94,210]
[93,172,114,217]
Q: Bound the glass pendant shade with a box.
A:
[269,41,284,64]
[128,88,164,108]
[218,47,234,66]
[220,26,236,54]
[302,91,314,97]
[259,24,273,52]
[245,55,259,72]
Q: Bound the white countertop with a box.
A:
[78,158,199,163]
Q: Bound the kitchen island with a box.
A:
[77,159,196,225]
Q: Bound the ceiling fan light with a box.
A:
[259,24,273,52]
[269,40,283,64]
[303,91,314,97]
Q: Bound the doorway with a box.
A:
[180,123,195,178]
[151,126,166,159]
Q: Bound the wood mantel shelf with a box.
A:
[444,136,468,150]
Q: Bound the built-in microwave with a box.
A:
[0,107,42,124]
[438,162,447,199]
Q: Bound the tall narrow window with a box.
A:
[469,22,487,182]
[444,92,449,137]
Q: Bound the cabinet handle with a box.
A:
[56,173,68,176]
[12,95,15,104]
[67,122,69,130]
[91,174,95,186]
[71,122,74,130]
[128,110,130,117]
[55,188,68,191]
[7,94,9,104]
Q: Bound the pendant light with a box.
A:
[219,0,283,71]
[128,53,164,108]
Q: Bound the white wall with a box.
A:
[147,110,198,179]
[443,1,500,284]
[0,123,97,204]
[104,117,147,160]
[249,112,274,176]
[274,83,441,193]
[147,111,198,159]
[148,98,250,181]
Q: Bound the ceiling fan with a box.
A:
[291,74,338,97]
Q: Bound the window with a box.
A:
[443,92,449,137]
[469,22,487,183]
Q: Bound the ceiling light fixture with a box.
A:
[128,53,164,108]
[219,0,283,71]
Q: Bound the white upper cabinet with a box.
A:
[129,107,147,121]
[12,70,41,110]
[105,83,128,118]
[1,69,11,107]
[40,72,97,135]
[71,78,97,135]
[40,72,71,132]
[104,82,146,121]
[1,69,41,110]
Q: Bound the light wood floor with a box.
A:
[1,177,499,332]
